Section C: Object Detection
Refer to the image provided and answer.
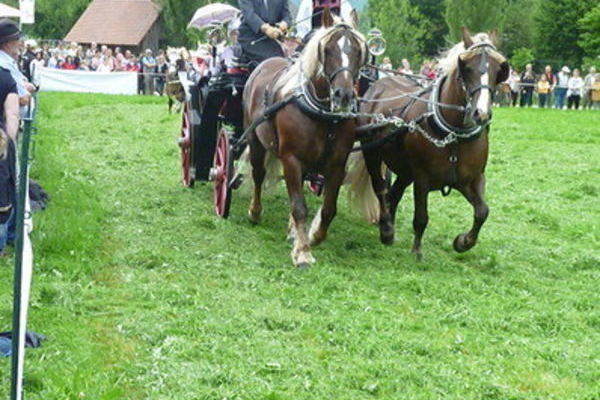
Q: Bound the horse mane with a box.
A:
[280,19,365,95]
[436,33,506,75]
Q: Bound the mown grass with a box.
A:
[0,93,598,399]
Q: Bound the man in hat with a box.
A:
[0,18,35,107]
[238,0,290,64]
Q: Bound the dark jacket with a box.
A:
[238,0,290,40]
[238,0,290,63]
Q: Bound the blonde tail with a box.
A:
[237,147,281,194]
[345,152,380,223]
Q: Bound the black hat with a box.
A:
[0,19,23,45]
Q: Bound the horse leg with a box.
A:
[309,162,345,246]
[453,174,489,252]
[282,155,314,268]
[248,141,267,224]
[411,175,430,260]
[168,97,173,114]
[363,149,394,245]
[388,175,411,226]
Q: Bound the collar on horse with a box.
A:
[427,43,497,141]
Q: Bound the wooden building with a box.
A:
[65,0,162,52]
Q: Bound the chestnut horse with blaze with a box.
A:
[243,10,367,268]
[349,28,509,258]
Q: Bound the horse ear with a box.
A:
[349,9,359,29]
[322,7,334,28]
[496,61,510,84]
[488,29,499,46]
[461,26,473,49]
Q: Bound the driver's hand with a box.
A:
[277,21,288,33]
[261,24,283,40]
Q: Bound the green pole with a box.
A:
[10,98,36,400]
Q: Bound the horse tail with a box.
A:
[237,146,281,193]
[345,152,380,223]
[262,150,282,190]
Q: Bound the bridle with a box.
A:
[316,24,368,109]
[458,42,498,115]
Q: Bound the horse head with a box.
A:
[457,27,509,126]
[308,8,368,112]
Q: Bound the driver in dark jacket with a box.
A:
[238,0,291,64]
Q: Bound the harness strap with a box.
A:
[441,144,459,196]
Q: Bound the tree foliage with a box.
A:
[510,47,534,71]
[534,0,596,67]
[408,0,447,57]
[18,0,92,40]
[368,0,428,66]
[578,3,600,66]
[445,0,506,43]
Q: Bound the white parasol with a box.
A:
[188,3,240,30]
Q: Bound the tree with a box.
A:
[578,3,600,67]
[445,0,507,43]
[510,47,534,71]
[19,0,92,39]
[368,0,428,67]
[408,0,448,57]
[534,0,596,67]
[500,0,537,58]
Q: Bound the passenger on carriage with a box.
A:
[295,0,352,41]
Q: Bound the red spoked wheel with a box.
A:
[211,127,233,218]
[178,102,194,187]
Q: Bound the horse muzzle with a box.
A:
[331,87,354,113]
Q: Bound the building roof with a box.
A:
[65,0,160,46]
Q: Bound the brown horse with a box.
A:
[243,9,367,268]
[349,28,509,259]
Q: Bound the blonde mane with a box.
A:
[280,20,366,95]
[437,33,506,75]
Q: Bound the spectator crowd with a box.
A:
[20,40,173,95]
[380,58,600,110]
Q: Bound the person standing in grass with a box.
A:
[519,64,535,107]
[543,65,556,106]
[582,66,596,109]
[554,66,570,109]
[567,68,584,110]
[141,49,157,95]
[508,68,520,107]
[536,74,551,108]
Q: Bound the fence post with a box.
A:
[10,95,37,400]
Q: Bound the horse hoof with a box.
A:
[411,248,423,261]
[247,210,262,225]
[380,232,394,246]
[297,262,311,270]
[310,234,325,247]
[379,223,395,245]
[453,234,474,253]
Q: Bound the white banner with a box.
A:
[39,67,139,95]
[19,0,35,24]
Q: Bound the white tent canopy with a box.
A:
[0,2,21,18]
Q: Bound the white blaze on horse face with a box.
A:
[337,36,351,79]
[476,62,490,117]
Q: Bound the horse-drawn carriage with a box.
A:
[177,6,387,218]
[176,3,508,267]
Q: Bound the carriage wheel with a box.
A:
[178,102,194,187]
[212,128,233,218]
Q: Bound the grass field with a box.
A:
[0,92,599,399]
